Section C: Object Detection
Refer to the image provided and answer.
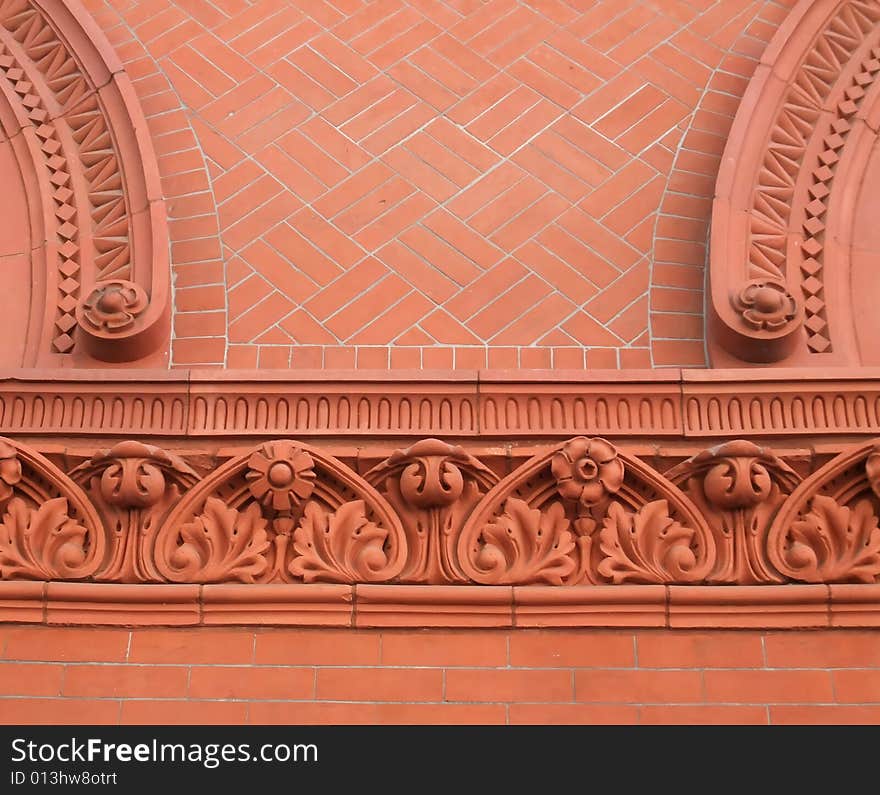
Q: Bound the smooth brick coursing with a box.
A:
[83,0,796,369]
[2,627,880,725]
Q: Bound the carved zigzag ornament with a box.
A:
[0,0,169,364]
[2,435,880,587]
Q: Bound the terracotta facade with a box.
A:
[3,0,880,724]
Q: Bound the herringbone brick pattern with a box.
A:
[87,0,795,368]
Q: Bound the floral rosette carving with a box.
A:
[366,439,497,584]
[77,280,148,334]
[551,437,623,511]
[459,437,713,586]
[70,442,199,583]
[247,442,326,582]
[667,441,801,584]
[155,440,405,584]
[731,279,799,331]
[246,442,316,513]
[244,441,317,582]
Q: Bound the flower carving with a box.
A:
[551,437,624,508]
[78,280,148,333]
[0,441,21,503]
[731,279,798,331]
[246,441,316,512]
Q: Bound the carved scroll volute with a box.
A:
[458,437,715,586]
[710,278,804,364]
[70,442,198,582]
[767,441,880,583]
[75,281,167,363]
[154,440,405,584]
[365,439,498,584]
[0,436,103,581]
[667,441,801,584]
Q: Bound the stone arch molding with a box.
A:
[0,0,168,367]
[710,0,880,366]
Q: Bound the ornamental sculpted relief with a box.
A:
[2,434,880,587]
[0,0,879,614]
[710,0,880,366]
[0,0,168,368]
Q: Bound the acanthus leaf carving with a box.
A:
[154,440,406,585]
[289,499,399,584]
[667,440,800,584]
[774,495,880,583]
[157,497,269,584]
[0,497,92,580]
[597,500,707,585]
[460,498,576,586]
[460,437,714,586]
[366,439,497,584]
[768,438,880,584]
[71,441,199,583]
[0,436,104,581]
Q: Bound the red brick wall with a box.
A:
[81,0,796,370]
[15,0,863,728]
[2,625,878,724]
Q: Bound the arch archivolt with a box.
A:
[709,0,880,367]
[0,0,168,367]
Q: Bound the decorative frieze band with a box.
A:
[2,370,880,438]
[2,429,880,589]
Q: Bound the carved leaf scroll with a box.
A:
[0,497,92,580]
[667,440,799,584]
[71,441,198,583]
[157,497,270,584]
[367,439,496,584]
[461,499,576,585]
[289,500,400,584]
[597,500,707,584]
[775,496,880,583]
